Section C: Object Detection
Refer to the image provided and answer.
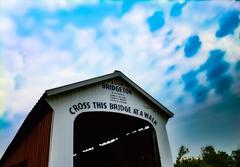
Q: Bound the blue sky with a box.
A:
[0,0,240,160]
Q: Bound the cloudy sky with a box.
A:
[0,0,240,161]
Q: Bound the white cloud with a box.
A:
[73,28,96,50]
[0,15,19,48]
[0,74,4,117]
[37,0,99,11]
[1,0,239,119]
[0,0,99,14]
[0,0,29,13]
[3,50,25,73]
[0,16,15,34]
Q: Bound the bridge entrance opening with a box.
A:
[74,112,161,167]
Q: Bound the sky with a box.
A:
[0,0,240,161]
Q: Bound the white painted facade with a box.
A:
[46,76,173,167]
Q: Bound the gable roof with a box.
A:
[0,70,173,165]
[46,70,174,117]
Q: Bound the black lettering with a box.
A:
[106,83,110,90]
[78,103,84,109]
[149,115,152,121]
[126,107,131,113]
[113,104,118,110]
[69,107,75,114]
[73,105,79,112]
[133,109,138,115]
[93,102,107,109]
[69,101,91,115]
[109,103,114,109]
[96,102,102,108]
[83,102,90,109]
[102,83,132,95]
[117,86,121,92]
[103,102,107,109]
[144,112,149,119]
[151,116,154,122]
[102,83,106,89]
[93,102,97,108]
[86,102,91,109]
[109,103,131,113]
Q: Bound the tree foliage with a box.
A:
[174,145,240,167]
[177,145,190,161]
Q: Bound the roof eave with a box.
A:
[45,71,174,118]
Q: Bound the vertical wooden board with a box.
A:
[1,111,53,167]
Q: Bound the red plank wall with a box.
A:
[1,111,53,167]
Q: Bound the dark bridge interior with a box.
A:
[74,112,161,167]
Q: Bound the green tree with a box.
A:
[201,145,217,166]
[174,145,237,167]
[177,145,190,161]
[216,151,234,167]
[231,148,240,167]
[177,157,202,167]
[175,145,190,167]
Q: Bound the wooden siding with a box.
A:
[1,111,53,167]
